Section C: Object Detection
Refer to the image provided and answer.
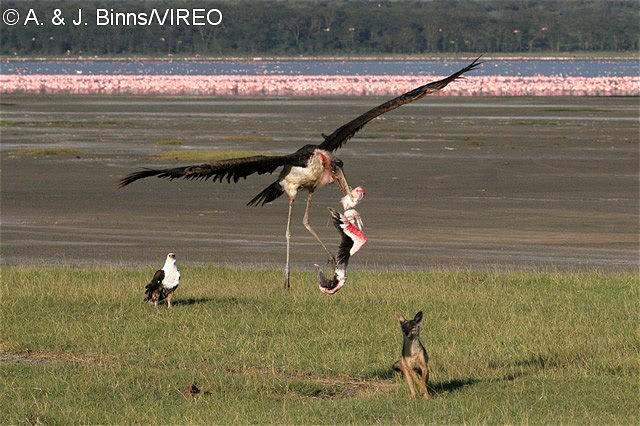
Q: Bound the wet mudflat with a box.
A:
[1,95,638,270]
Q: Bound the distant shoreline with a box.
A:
[1,51,638,62]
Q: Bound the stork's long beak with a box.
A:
[333,167,351,196]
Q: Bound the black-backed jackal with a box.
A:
[396,311,430,399]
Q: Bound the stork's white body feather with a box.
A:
[279,149,335,199]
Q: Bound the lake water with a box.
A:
[1,59,638,77]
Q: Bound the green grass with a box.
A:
[153,150,266,162]
[1,267,638,424]
[0,119,20,127]
[11,148,83,157]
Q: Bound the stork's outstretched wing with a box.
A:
[119,147,314,187]
[318,56,482,152]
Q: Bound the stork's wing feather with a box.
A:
[318,56,482,152]
[119,150,312,188]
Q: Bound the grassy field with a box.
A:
[1,266,638,424]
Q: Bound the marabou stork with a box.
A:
[120,58,482,289]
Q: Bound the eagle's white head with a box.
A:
[162,252,180,288]
[164,252,176,267]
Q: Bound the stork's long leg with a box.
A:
[284,197,293,289]
[302,191,336,264]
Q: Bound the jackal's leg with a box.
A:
[400,364,417,399]
[302,191,336,265]
[166,292,173,308]
[418,366,430,400]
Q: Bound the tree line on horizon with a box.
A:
[1,0,638,56]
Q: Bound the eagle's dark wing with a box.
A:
[144,269,164,301]
[119,147,315,188]
[318,56,482,152]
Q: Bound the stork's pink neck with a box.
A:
[316,149,336,186]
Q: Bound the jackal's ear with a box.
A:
[397,315,406,323]
[414,311,423,323]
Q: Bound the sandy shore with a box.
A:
[1,95,638,270]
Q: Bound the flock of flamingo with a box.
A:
[1,74,637,96]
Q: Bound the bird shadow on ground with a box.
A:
[172,297,217,306]
[172,296,252,307]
